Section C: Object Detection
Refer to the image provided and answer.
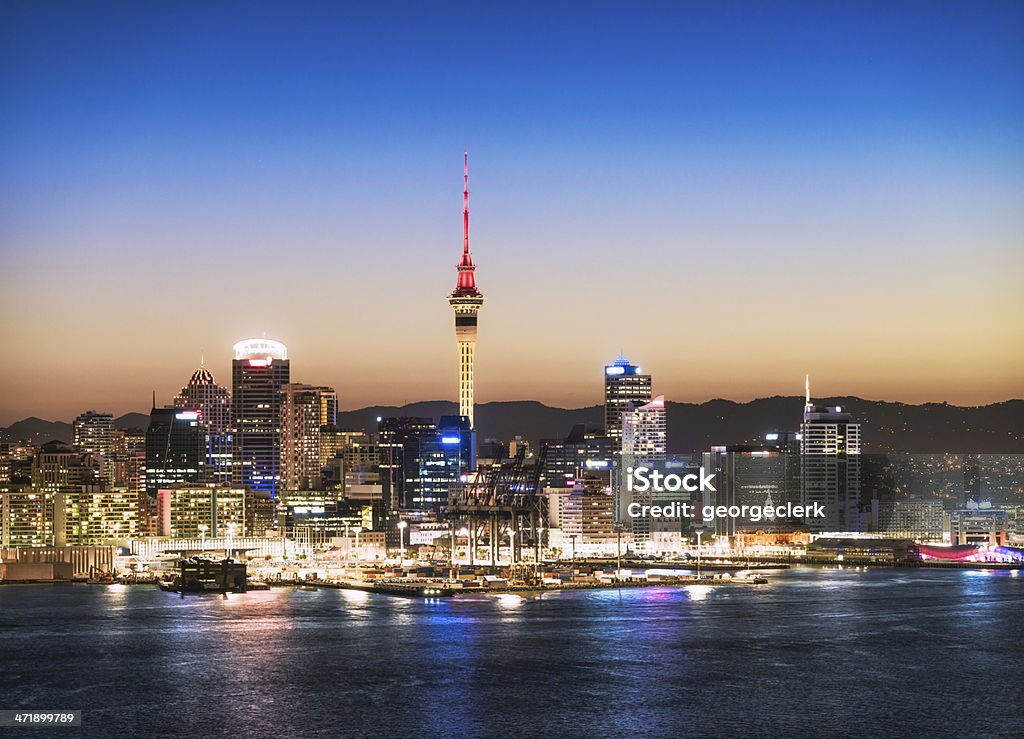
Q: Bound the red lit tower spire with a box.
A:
[448,152,485,427]
[454,151,481,296]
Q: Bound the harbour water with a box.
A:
[2,568,1022,737]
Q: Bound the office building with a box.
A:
[604,357,652,452]
[232,338,290,497]
[949,504,1008,546]
[800,377,861,532]
[145,407,205,498]
[877,499,944,540]
[174,361,232,484]
[540,423,614,490]
[378,416,470,511]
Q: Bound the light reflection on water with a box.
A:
[1,568,1021,737]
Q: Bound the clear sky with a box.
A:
[1,1,1022,424]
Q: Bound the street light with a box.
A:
[353,526,363,564]
[198,523,208,553]
[695,529,703,578]
[508,529,516,566]
[615,524,623,579]
[344,521,351,564]
[226,522,238,560]
[397,520,408,562]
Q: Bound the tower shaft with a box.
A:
[448,152,483,428]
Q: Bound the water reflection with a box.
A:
[684,585,713,601]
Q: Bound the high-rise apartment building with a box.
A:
[231,338,290,497]
[281,384,337,491]
[156,483,249,538]
[72,410,114,480]
[621,395,667,549]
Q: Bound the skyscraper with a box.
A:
[174,361,232,485]
[800,376,861,532]
[145,407,205,498]
[447,152,484,429]
[604,357,652,452]
[281,383,337,491]
[378,416,468,512]
[231,338,290,497]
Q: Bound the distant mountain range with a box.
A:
[2,398,1021,453]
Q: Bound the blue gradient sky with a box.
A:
[1,1,1022,423]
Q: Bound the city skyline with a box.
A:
[2,2,1023,424]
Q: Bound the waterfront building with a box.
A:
[231,338,290,497]
[156,483,249,539]
[0,485,53,547]
[876,498,944,540]
[701,438,803,542]
[55,485,142,545]
[949,504,1008,546]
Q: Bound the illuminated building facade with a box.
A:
[55,486,142,545]
[231,338,290,497]
[0,487,53,547]
[110,428,146,493]
[156,483,249,538]
[541,424,613,489]
[604,357,652,452]
[320,428,379,491]
[877,498,944,540]
[281,384,337,491]
[174,362,233,485]
[949,506,1008,546]
[378,416,470,511]
[447,153,484,429]
[621,395,667,548]
[145,407,205,498]
[800,377,861,532]
[72,410,114,480]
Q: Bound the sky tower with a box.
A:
[448,152,484,428]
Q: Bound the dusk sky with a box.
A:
[1,1,1022,424]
